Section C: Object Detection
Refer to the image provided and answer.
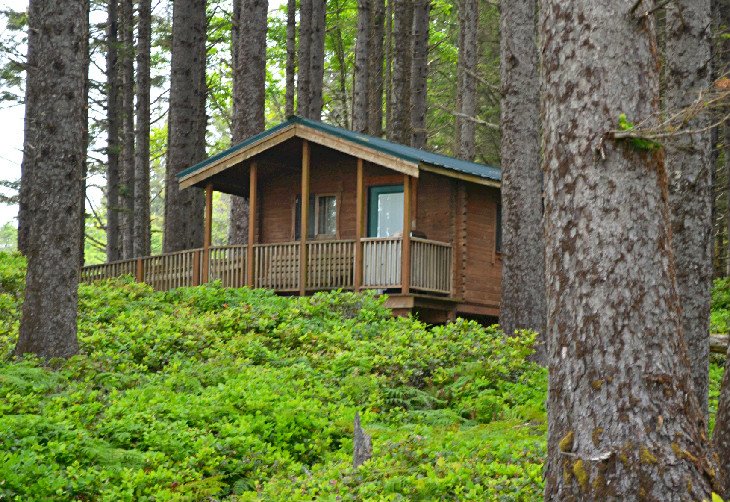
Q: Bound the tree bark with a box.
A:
[665,0,714,422]
[353,0,370,132]
[120,0,135,259]
[15,0,88,358]
[134,0,151,258]
[498,0,545,349]
[384,0,393,134]
[388,0,412,144]
[540,1,717,498]
[308,0,326,119]
[297,0,312,116]
[714,343,730,498]
[228,0,268,245]
[285,0,296,116]
[105,0,121,262]
[163,0,207,253]
[456,0,478,160]
[409,0,429,148]
[367,0,385,136]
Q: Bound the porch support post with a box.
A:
[354,158,365,291]
[299,140,311,296]
[246,162,257,288]
[202,183,213,283]
[401,174,411,295]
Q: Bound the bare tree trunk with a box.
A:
[297,0,312,116]
[384,0,393,134]
[105,0,121,262]
[228,0,268,245]
[389,0,412,144]
[80,0,90,268]
[285,0,296,116]
[367,0,385,136]
[163,0,207,253]
[714,342,730,497]
[120,0,135,259]
[308,0,326,119]
[540,0,717,498]
[332,3,350,127]
[665,0,714,420]
[133,0,151,258]
[353,0,370,132]
[409,0,429,148]
[456,0,478,160]
[15,0,88,358]
[499,0,545,350]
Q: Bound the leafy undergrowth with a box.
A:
[0,253,546,501]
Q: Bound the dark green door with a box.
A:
[367,184,404,238]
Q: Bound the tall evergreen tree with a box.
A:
[665,0,714,419]
[163,0,207,253]
[499,0,545,346]
[409,0,429,148]
[120,0,135,258]
[228,0,268,244]
[353,0,370,132]
[456,0,478,160]
[367,0,385,136]
[105,0,122,262]
[540,0,717,497]
[285,0,296,116]
[388,0,412,144]
[15,0,89,358]
[134,0,152,258]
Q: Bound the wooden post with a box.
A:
[202,183,213,283]
[246,162,257,287]
[192,249,201,286]
[135,257,144,282]
[299,140,310,295]
[354,158,365,291]
[401,174,411,295]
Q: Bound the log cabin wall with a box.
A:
[461,182,502,310]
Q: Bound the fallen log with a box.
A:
[711,334,729,354]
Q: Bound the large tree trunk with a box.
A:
[163,0,207,253]
[297,0,312,116]
[456,0,478,160]
[228,0,268,245]
[388,0,412,144]
[409,0,429,148]
[133,0,151,258]
[540,1,717,498]
[353,0,370,132]
[120,0,135,259]
[285,0,296,116]
[308,0,326,119]
[712,0,730,495]
[498,0,545,348]
[367,0,385,136]
[105,0,121,262]
[15,0,88,358]
[384,0,393,134]
[665,0,714,421]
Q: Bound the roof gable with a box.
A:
[177,116,501,188]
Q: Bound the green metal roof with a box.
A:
[176,115,501,182]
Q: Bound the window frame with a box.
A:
[367,184,405,238]
[293,193,340,240]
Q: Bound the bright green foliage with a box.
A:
[616,113,662,151]
[0,253,545,500]
[712,277,730,333]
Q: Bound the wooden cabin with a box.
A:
[82,116,503,323]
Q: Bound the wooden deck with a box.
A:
[80,237,453,296]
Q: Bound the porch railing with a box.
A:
[80,237,453,296]
[410,238,452,295]
[362,237,402,289]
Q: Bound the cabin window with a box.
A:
[368,185,404,238]
[495,202,502,253]
[295,194,338,239]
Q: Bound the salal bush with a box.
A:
[0,253,545,501]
